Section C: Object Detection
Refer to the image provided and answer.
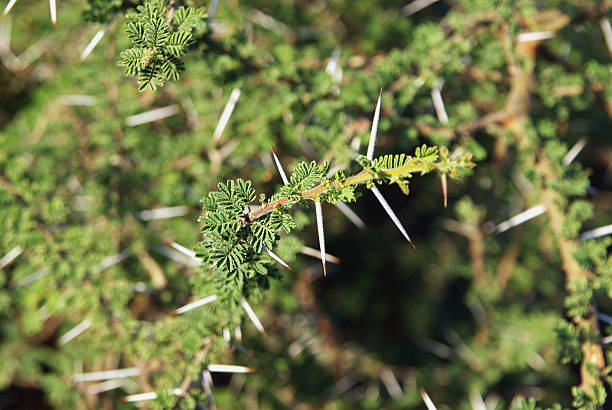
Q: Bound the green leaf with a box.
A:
[118,48,146,76]
[144,16,169,48]
[248,219,277,253]
[126,22,146,46]
[201,210,240,234]
[166,31,192,57]
[373,153,410,170]
[137,60,163,92]
[208,240,248,273]
[160,55,184,81]
[172,6,206,32]
[289,161,327,191]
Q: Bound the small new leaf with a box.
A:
[289,161,328,191]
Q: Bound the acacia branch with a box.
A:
[245,158,469,222]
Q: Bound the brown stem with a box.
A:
[245,158,465,222]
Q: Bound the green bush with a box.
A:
[1,0,611,409]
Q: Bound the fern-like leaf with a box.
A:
[373,154,410,170]
[166,31,192,57]
[414,144,438,162]
[119,48,146,76]
[289,161,328,191]
[172,6,205,32]
[201,211,240,234]
[248,221,276,253]
[138,60,163,92]
[145,16,169,48]
[160,55,184,80]
[126,22,146,46]
[208,240,248,273]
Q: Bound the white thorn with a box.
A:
[49,0,56,27]
[327,375,359,398]
[248,9,288,36]
[562,138,586,165]
[0,246,22,269]
[598,312,612,325]
[58,95,97,106]
[380,367,403,399]
[325,47,342,83]
[241,298,267,336]
[401,0,439,16]
[201,370,216,410]
[469,391,487,410]
[314,201,327,276]
[420,388,438,410]
[264,247,291,270]
[73,368,140,383]
[270,148,289,185]
[126,105,179,126]
[123,389,182,402]
[15,35,53,69]
[2,0,19,17]
[580,224,612,241]
[80,16,116,63]
[370,186,414,245]
[300,246,341,264]
[153,244,201,267]
[325,47,341,75]
[223,327,231,343]
[516,31,555,42]
[600,18,612,57]
[496,204,546,233]
[59,319,91,345]
[15,267,51,288]
[169,241,200,261]
[334,201,366,230]
[235,325,242,344]
[206,0,219,26]
[431,79,448,124]
[366,90,382,160]
[139,205,189,221]
[207,364,255,373]
[212,88,241,142]
[170,294,217,315]
[87,379,130,395]
[92,249,132,274]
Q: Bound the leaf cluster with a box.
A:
[199,179,295,282]
[118,0,206,91]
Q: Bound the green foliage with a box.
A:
[555,320,582,365]
[198,152,472,280]
[288,161,329,191]
[1,0,611,409]
[118,0,205,91]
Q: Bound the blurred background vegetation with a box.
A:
[0,0,611,409]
